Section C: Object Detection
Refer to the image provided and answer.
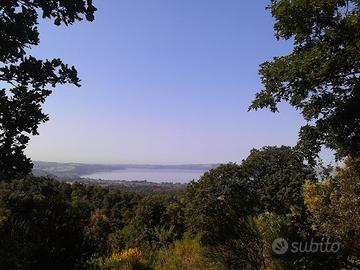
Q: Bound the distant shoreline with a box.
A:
[32,161,218,183]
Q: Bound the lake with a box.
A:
[81,168,206,183]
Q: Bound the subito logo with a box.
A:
[272,238,288,255]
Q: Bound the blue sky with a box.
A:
[25,0,328,164]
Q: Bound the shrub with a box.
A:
[105,248,150,270]
[155,237,214,270]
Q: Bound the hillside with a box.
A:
[32,161,218,179]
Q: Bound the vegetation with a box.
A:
[0,0,96,177]
[155,237,215,270]
[304,157,360,259]
[250,0,360,163]
[1,147,359,269]
[0,0,359,269]
[105,248,149,270]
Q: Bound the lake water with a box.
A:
[81,168,206,183]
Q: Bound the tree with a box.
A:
[238,146,336,269]
[121,194,174,249]
[255,210,341,270]
[304,157,360,261]
[0,0,96,177]
[155,236,214,270]
[240,146,316,215]
[255,212,292,270]
[184,164,263,270]
[0,177,94,269]
[85,209,111,255]
[184,163,257,235]
[250,0,360,163]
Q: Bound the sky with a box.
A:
[25,0,333,164]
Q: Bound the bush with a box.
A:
[155,237,215,270]
[105,248,150,270]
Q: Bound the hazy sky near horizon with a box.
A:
[25,0,333,164]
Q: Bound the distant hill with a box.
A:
[32,161,219,180]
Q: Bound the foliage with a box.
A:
[105,248,150,270]
[255,212,291,270]
[304,157,360,258]
[205,216,263,270]
[184,163,263,269]
[0,177,94,269]
[0,176,146,269]
[0,153,356,269]
[184,147,338,269]
[155,236,215,270]
[85,209,112,255]
[121,194,183,249]
[1,0,359,269]
[240,146,316,214]
[254,209,340,270]
[185,163,257,234]
[250,0,360,163]
[0,0,96,177]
